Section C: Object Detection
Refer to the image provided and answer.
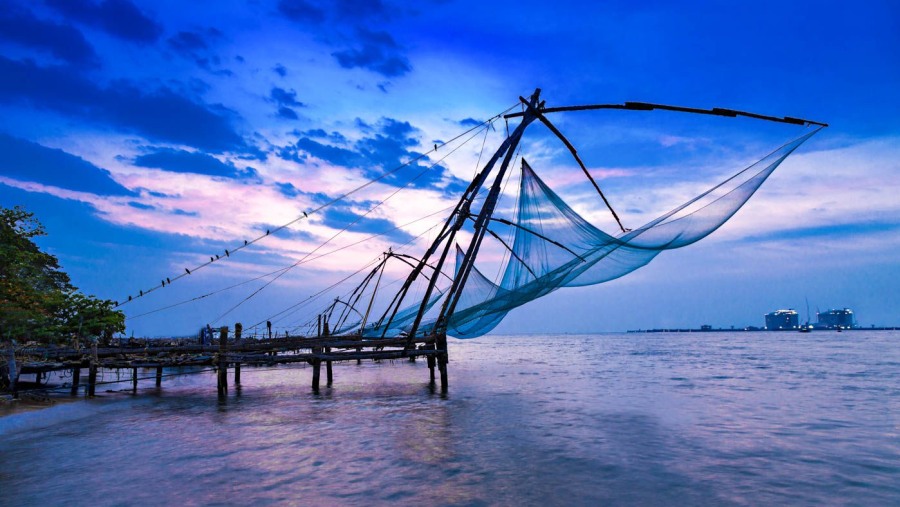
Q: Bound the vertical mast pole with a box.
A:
[434,91,543,334]
[383,90,542,339]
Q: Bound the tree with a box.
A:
[0,206,124,345]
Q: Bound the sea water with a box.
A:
[1,331,898,506]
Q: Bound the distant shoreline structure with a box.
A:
[627,325,900,333]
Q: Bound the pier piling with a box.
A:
[156,366,163,387]
[71,367,81,395]
[312,359,321,391]
[87,342,98,397]
[217,326,228,396]
[234,323,242,385]
[325,347,333,386]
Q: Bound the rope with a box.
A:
[114,104,520,308]
[208,120,499,325]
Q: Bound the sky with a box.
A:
[0,0,898,337]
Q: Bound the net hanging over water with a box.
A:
[339,125,822,339]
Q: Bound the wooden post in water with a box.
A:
[131,367,138,393]
[217,326,228,396]
[71,367,81,395]
[311,356,321,392]
[234,323,242,385]
[437,334,448,392]
[427,354,436,385]
[325,347,333,386]
[155,366,163,387]
[87,341,98,397]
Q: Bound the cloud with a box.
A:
[270,87,305,108]
[44,0,162,44]
[319,202,414,243]
[277,0,326,24]
[0,56,249,153]
[0,5,97,67]
[273,64,288,77]
[279,117,465,192]
[276,2,411,78]
[459,118,482,128]
[167,29,231,74]
[0,133,133,196]
[331,29,411,77]
[132,148,239,177]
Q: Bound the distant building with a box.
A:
[817,308,855,329]
[765,309,799,330]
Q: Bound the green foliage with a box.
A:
[0,206,125,344]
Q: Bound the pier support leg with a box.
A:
[71,367,81,395]
[156,366,163,387]
[438,355,448,392]
[427,355,436,384]
[437,334,448,392]
[217,327,229,397]
[234,322,242,386]
[88,342,98,397]
[312,359,321,391]
[87,364,97,397]
[325,347,333,386]
[132,367,138,393]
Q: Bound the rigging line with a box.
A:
[249,257,381,330]
[487,216,587,262]
[473,120,491,179]
[114,103,520,309]
[125,266,292,321]
[210,123,493,325]
[271,209,449,328]
[534,112,629,233]
[123,204,456,322]
[489,130,527,289]
[481,223,538,280]
[277,213,451,331]
[277,186,492,332]
[282,221,449,333]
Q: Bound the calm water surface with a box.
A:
[1,331,898,506]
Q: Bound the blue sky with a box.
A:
[1,0,898,336]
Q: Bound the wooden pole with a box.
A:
[217,326,228,396]
[234,322,242,385]
[427,355,436,384]
[71,367,81,395]
[311,359,321,391]
[325,347,333,386]
[131,367,138,393]
[87,341,98,397]
[155,366,163,387]
[437,334,448,392]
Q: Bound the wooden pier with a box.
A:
[5,327,449,399]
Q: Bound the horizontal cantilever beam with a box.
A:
[504,101,829,127]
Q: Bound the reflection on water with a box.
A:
[2,331,899,506]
